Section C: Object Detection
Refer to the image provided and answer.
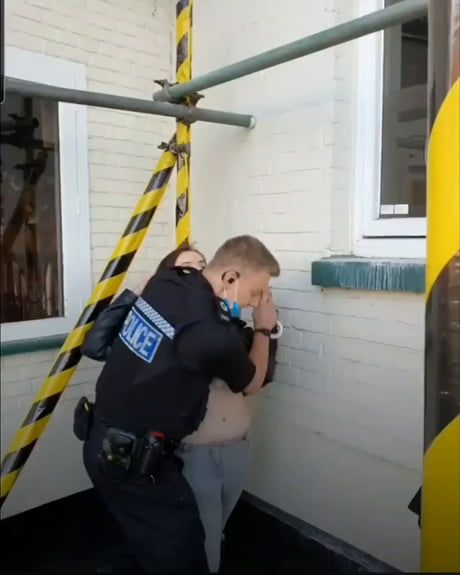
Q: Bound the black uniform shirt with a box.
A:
[93,267,256,440]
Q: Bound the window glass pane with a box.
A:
[1,93,63,324]
[380,1,428,218]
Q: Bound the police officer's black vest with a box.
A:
[94,267,226,440]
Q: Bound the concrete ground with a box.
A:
[0,489,373,574]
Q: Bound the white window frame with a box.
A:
[2,47,91,342]
[353,0,427,259]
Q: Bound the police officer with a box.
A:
[77,235,280,575]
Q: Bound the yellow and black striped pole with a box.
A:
[421,0,460,571]
[175,0,193,246]
[0,138,178,508]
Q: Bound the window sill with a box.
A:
[311,257,425,293]
[1,334,66,357]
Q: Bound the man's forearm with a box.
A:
[244,333,270,395]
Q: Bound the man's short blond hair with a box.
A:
[208,235,280,277]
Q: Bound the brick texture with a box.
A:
[3,1,424,571]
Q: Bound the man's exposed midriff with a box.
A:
[183,380,251,445]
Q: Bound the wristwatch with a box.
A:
[254,321,283,340]
[253,328,271,337]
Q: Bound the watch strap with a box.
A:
[253,328,271,337]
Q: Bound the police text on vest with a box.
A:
[120,308,163,363]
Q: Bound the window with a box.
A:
[380,11,427,220]
[354,0,428,257]
[1,96,63,324]
[1,48,91,342]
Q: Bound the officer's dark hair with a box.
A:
[208,235,280,277]
[156,244,206,273]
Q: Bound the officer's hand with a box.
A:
[253,292,278,331]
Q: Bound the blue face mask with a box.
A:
[222,274,241,319]
[223,299,241,319]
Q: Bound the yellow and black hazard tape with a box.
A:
[421,7,459,567]
[0,137,178,508]
[176,0,192,84]
[175,0,193,247]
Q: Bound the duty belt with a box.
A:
[99,425,178,481]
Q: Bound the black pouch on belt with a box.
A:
[98,428,138,480]
[73,396,94,441]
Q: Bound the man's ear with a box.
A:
[221,270,239,286]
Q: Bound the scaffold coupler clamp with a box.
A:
[158,140,191,156]
[153,79,204,104]
[153,79,204,125]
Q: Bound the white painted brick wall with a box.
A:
[2,0,175,518]
[192,0,423,571]
[3,1,425,571]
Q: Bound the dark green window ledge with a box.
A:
[1,334,66,357]
[311,257,425,293]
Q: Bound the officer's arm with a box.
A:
[175,321,258,393]
[82,289,137,361]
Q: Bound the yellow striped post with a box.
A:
[0,139,178,508]
[421,0,460,571]
[175,0,193,246]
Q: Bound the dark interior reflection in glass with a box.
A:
[381,6,428,218]
[1,94,64,324]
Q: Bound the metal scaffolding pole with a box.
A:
[4,77,256,129]
[154,0,428,102]
[421,0,460,572]
[175,0,193,247]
